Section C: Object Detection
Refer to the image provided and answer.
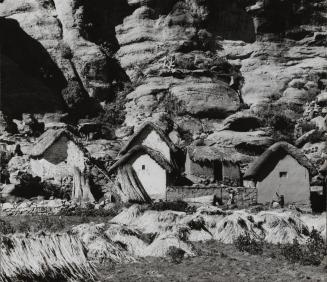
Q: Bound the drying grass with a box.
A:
[110,205,326,245]
[72,223,135,263]
[0,233,96,282]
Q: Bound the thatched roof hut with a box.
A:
[119,122,178,156]
[244,141,317,181]
[109,145,174,174]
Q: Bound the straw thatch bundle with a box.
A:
[71,223,135,263]
[210,211,262,243]
[143,229,196,257]
[258,211,309,244]
[110,204,145,225]
[0,233,96,282]
[110,205,326,246]
[244,141,317,180]
[106,224,151,256]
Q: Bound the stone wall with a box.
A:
[166,185,257,206]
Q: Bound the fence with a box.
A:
[166,185,257,207]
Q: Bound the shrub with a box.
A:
[0,219,14,234]
[149,200,196,213]
[234,234,263,255]
[59,42,73,60]
[58,206,121,218]
[61,79,90,116]
[280,229,326,266]
[98,83,131,126]
[256,103,297,141]
[167,246,185,264]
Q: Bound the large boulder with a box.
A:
[170,81,240,118]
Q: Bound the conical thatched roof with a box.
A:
[244,142,317,181]
[119,122,178,156]
[109,145,175,174]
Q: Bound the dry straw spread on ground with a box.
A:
[1,205,326,281]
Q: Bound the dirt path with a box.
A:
[97,241,326,282]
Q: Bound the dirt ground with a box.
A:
[96,241,327,282]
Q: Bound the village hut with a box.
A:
[109,145,177,202]
[185,145,242,184]
[243,142,317,205]
[29,129,99,202]
[119,122,178,164]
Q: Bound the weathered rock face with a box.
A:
[115,1,244,128]
[1,0,326,166]
[0,0,128,117]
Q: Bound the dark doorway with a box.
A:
[214,161,223,181]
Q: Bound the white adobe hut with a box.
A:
[30,129,96,202]
[243,142,317,205]
[109,145,177,202]
[185,145,242,184]
[119,122,178,164]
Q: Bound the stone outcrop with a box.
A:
[0,0,128,117]
[0,0,326,167]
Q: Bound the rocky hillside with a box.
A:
[1,0,326,166]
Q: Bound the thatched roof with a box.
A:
[30,129,72,158]
[187,145,242,164]
[30,129,92,162]
[119,122,177,155]
[109,145,174,173]
[244,142,317,180]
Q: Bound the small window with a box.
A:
[142,165,145,170]
[279,172,288,178]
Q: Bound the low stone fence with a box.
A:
[0,199,68,216]
[166,185,257,207]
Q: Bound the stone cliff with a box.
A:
[0,0,326,166]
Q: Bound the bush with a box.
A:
[280,229,326,266]
[61,79,90,116]
[149,200,196,213]
[256,103,297,141]
[234,234,263,255]
[98,83,131,126]
[167,246,185,264]
[59,42,73,60]
[58,206,121,218]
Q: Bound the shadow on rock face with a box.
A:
[0,17,66,117]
